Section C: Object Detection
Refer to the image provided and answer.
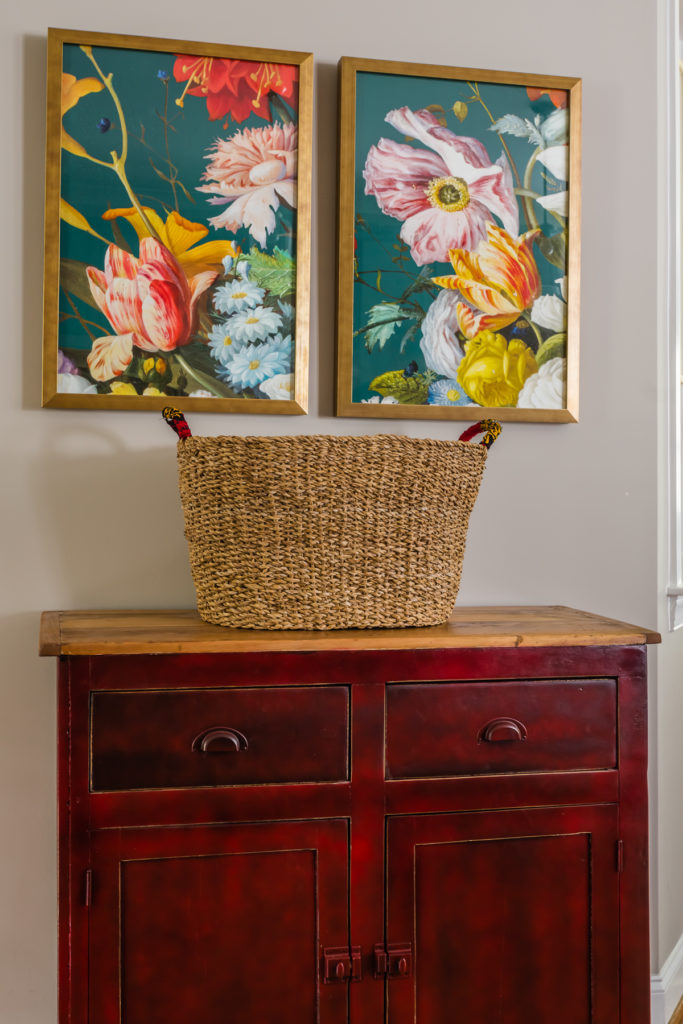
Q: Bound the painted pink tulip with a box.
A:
[363,106,518,266]
[86,238,217,380]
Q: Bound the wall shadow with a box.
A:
[29,427,195,609]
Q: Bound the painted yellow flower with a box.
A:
[109,381,137,395]
[61,73,104,157]
[433,222,541,340]
[102,207,238,278]
[457,330,537,407]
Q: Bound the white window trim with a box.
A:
[663,0,683,629]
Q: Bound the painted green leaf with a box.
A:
[400,322,420,353]
[356,303,408,353]
[490,114,543,148]
[536,332,567,368]
[270,93,295,125]
[369,369,430,404]
[108,216,132,253]
[173,345,237,398]
[247,246,296,297]
[60,258,104,312]
[400,265,435,301]
[537,232,567,270]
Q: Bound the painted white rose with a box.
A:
[361,395,399,404]
[57,373,97,394]
[535,144,568,217]
[517,357,566,409]
[531,294,567,332]
[536,145,568,181]
[536,191,568,217]
[419,290,464,378]
[259,373,295,401]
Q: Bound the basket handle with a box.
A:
[162,407,192,440]
[458,419,501,449]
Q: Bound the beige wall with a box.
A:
[1,0,679,1019]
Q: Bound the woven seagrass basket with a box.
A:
[165,413,499,630]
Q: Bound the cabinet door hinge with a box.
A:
[616,840,624,873]
[373,943,412,978]
[83,869,93,907]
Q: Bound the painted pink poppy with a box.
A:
[363,106,518,266]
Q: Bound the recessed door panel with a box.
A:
[88,819,349,1024]
[386,806,620,1024]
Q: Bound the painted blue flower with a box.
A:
[217,338,292,391]
[225,305,283,344]
[277,300,295,332]
[97,118,111,133]
[208,322,246,368]
[157,69,170,82]
[427,379,472,406]
[213,278,265,315]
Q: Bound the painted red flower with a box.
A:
[526,87,568,109]
[85,238,218,380]
[173,56,297,124]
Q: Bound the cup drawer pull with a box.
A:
[192,727,249,753]
[479,718,527,743]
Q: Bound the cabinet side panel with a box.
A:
[618,660,651,1024]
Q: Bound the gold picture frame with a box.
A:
[43,27,312,412]
[336,56,581,422]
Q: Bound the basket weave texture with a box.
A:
[176,434,489,630]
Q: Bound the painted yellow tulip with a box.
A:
[102,207,238,278]
[457,330,537,407]
[433,222,541,340]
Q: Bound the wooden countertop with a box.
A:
[39,606,661,657]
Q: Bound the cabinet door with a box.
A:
[88,819,349,1024]
[386,806,620,1024]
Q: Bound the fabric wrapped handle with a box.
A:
[162,408,500,449]
[162,407,192,440]
[458,419,501,449]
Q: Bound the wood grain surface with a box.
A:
[39,605,661,656]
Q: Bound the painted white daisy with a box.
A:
[218,338,291,391]
[208,322,246,368]
[225,305,283,344]
[213,277,265,314]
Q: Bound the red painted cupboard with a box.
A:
[40,605,660,1024]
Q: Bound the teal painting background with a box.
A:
[59,43,297,355]
[351,71,568,402]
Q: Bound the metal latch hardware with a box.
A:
[322,946,362,983]
[374,942,412,978]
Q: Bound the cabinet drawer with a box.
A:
[385,678,616,778]
[90,686,349,791]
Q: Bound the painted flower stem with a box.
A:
[161,81,179,210]
[468,82,535,231]
[80,45,162,243]
[61,288,97,342]
[173,351,225,398]
[519,314,544,351]
[523,150,542,233]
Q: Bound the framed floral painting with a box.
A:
[42,28,312,411]
[336,57,581,421]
